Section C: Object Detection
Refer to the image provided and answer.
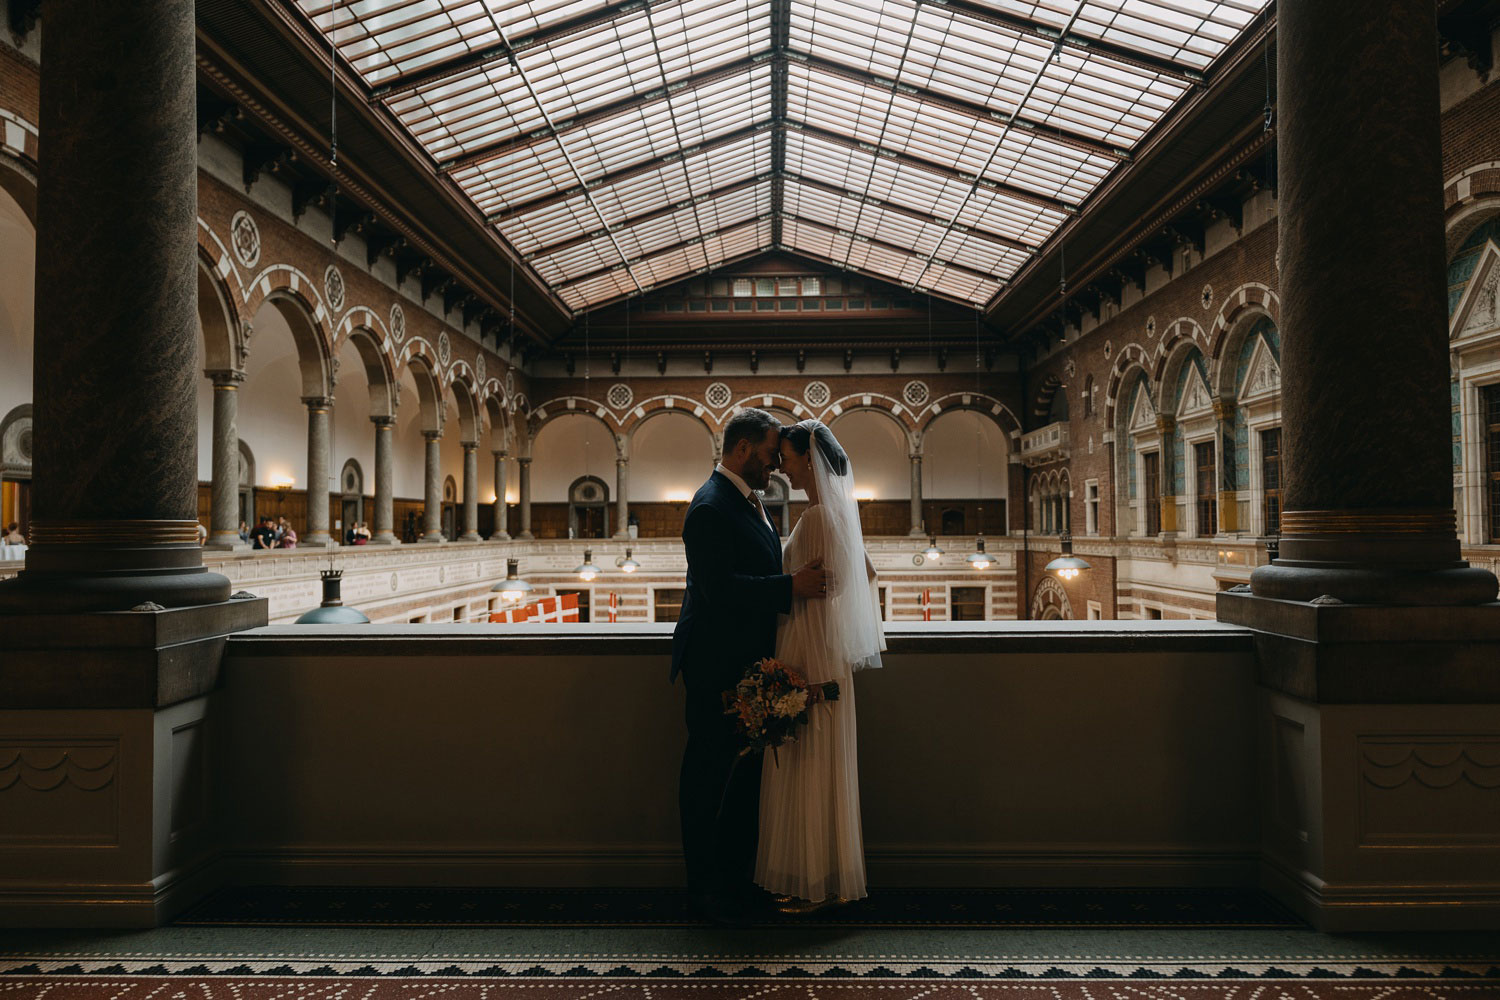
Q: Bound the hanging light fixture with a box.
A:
[575,548,600,582]
[966,535,991,571]
[617,547,640,573]
[922,528,943,563]
[967,308,989,573]
[492,558,535,603]
[1045,531,1092,581]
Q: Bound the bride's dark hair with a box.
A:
[780,421,849,476]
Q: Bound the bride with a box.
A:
[756,419,885,910]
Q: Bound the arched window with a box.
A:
[569,475,610,539]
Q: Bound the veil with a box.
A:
[799,419,885,672]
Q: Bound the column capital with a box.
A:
[423,429,443,442]
[517,455,532,466]
[302,395,334,411]
[461,440,478,452]
[206,368,246,387]
[493,449,509,459]
[1211,398,1236,421]
[1154,415,1176,434]
[371,415,396,428]
[909,453,922,463]
[617,456,629,467]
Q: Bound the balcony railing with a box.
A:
[1021,421,1071,466]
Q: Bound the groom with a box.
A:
[672,408,827,923]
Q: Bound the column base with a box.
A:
[368,534,400,546]
[420,533,446,544]
[908,527,926,537]
[490,532,511,542]
[204,535,249,551]
[1251,561,1498,606]
[459,532,482,542]
[612,530,630,540]
[303,533,335,547]
[518,531,535,541]
[0,565,233,614]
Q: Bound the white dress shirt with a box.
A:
[715,463,773,529]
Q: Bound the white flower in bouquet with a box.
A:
[772,690,808,719]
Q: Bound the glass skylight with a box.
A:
[292,0,1269,309]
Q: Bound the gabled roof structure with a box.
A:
[290,0,1270,311]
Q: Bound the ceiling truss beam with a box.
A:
[792,50,1128,162]
[782,171,1034,253]
[782,213,999,284]
[555,215,771,294]
[915,0,1205,84]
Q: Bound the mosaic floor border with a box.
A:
[1,976,1498,1000]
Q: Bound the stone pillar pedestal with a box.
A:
[302,397,333,546]
[421,431,444,543]
[205,370,247,549]
[517,457,534,540]
[369,416,397,544]
[613,458,630,539]
[460,441,481,541]
[1216,0,1500,933]
[908,454,924,536]
[491,451,510,541]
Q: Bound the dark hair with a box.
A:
[780,422,849,476]
[723,407,781,454]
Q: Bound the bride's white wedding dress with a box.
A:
[755,422,884,903]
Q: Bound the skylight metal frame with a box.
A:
[291,0,1271,311]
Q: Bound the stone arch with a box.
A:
[0,117,37,227]
[403,351,445,434]
[483,393,513,454]
[1104,344,1152,430]
[1207,283,1280,363]
[727,392,814,425]
[821,393,917,448]
[256,286,334,399]
[338,324,399,419]
[626,402,717,462]
[1,403,33,479]
[1030,575,1074,620]
[914,392,1022,448]
[1214,310,1280,400]
[1155,338,1210,416]
[447,368,482,442]
[1150,318,1210,382]
[530,396,626,458]
[196,248,242,374]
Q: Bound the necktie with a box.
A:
[749,491,771,529]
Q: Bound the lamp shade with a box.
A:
[618,547,640,573]
[492,558,535,601]
[966,536,991,571]
[576,548,600,582]
[1045,532,1092,581]
[923,536,944,562]
[295,569,371,624]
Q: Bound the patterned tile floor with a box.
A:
[5,895,1500,999]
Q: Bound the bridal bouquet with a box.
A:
[723,657,839,758]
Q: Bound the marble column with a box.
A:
[492,451,510,540]
[303,396,333,546]
[460,441,482,541]
[908,454,924,536]
[0,0,230,612]
[370,416,397,544]
[614,458,630,539]
[517,456,534,540]
[1248,0,1495,604]
[206,369,247,549]
[421,430,445,543]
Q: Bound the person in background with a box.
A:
[238,521,250,544]
[250,517,276,550]
[353,521,371,544]
[278,521,298,548]
[195,521,207,545]
[274,517,289,544]
[2,522,24,545]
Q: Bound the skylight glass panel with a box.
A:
[293,0,1272,311]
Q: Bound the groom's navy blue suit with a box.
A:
[673,470,791,897]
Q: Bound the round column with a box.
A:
[908,454,924,536]
[1251,0,1496,603]
[460,441,482,541]
[370,416,397,544]
[613,458,630,539]
[206,369,247,549]
[492,451,510,540]
[0,0,230,612]
[421,430,445,543]
[303,396,333,546]
[517,456,534,540]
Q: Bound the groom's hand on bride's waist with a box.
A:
[792,558,829,599]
